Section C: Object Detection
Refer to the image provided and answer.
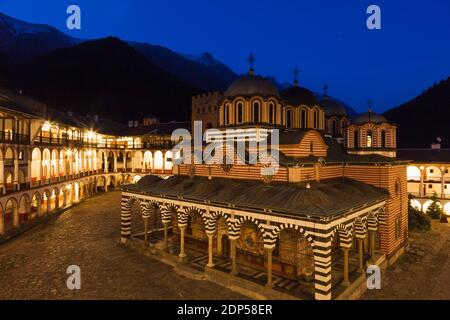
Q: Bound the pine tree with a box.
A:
[426,192,442,220]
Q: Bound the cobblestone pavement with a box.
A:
[0,191,244,300]
[362,221,450,300]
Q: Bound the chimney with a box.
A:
[431,143,441,150]
[93,115,99,122]
[134,120,139,127]
[128,121,134,128]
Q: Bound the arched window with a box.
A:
[313,109,318,129]
[301,109,307,128]
[341,119,347,129]
[285,109,293,128]
[236,102,244,124]
[224,104,230,125]
[252,101,260,123]
[367,130,373,147]
[268,102,275,124]
[381,130,386,148]
[354,130,359,148]
[332,119,337,135]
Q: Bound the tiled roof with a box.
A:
[125,175,387,219]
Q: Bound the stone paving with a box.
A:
[1,190,449,300]
[362,221,450,300]
[0,191,244,300]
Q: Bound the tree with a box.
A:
[408,195,431,232]
[426,192,442,220]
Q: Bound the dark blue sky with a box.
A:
[1,0,449,112]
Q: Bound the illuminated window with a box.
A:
[367,130,373,147]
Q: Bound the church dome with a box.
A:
[281,85,317,106]
[321,97,347,117]
[224,74,279,97]
[353,111,387,124]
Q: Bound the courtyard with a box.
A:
[362,220,450,300]
[0,190,448,300]
[0,191,244,299]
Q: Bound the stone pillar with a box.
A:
[36,198,43,217]
[56,155,60,180]
[342,248,350,286]
[265,247,274,288]
[14,159,19,190]
[163,222,170,249]
[63,191,67,208]
[179,226,186,259]
[46,195,51,213]
[27,159,32,184]
[0,214,4,235]
[207,233,215,267]
[441,167,446,198]
[419,166,425,197]
[152,156,155,174]
[114,154,118,173]
[369,230,376,257]
[357,238,364,272]
[217,234,223,256]
[105,157,109,173]
[12,207,19,228]
[0,159,5,194]
[143,217,149,244]
[230,238,238,275]
[54,194,59,211]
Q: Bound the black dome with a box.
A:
[353,111,387,124]
[281,85,317,106]
[224,74,279,97]
[321,97,347,117]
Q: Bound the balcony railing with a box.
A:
[0,132,30,144]
[32,138,173,150]
[407,176,450,183]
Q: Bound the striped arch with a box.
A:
[266,223,314,250]
[367,210,379,232]
[229,216,265,241]
[181,206,206,228]
[120,196,143,238]
[160,203,178,224]
[206,210,231,235]
[336,224,353,249]
[141,201,158,219]
[353,217,367,239]
[375,206,386,226]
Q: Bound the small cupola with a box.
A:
[344,100,397,158]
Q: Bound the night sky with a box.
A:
[1,0,449,113]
